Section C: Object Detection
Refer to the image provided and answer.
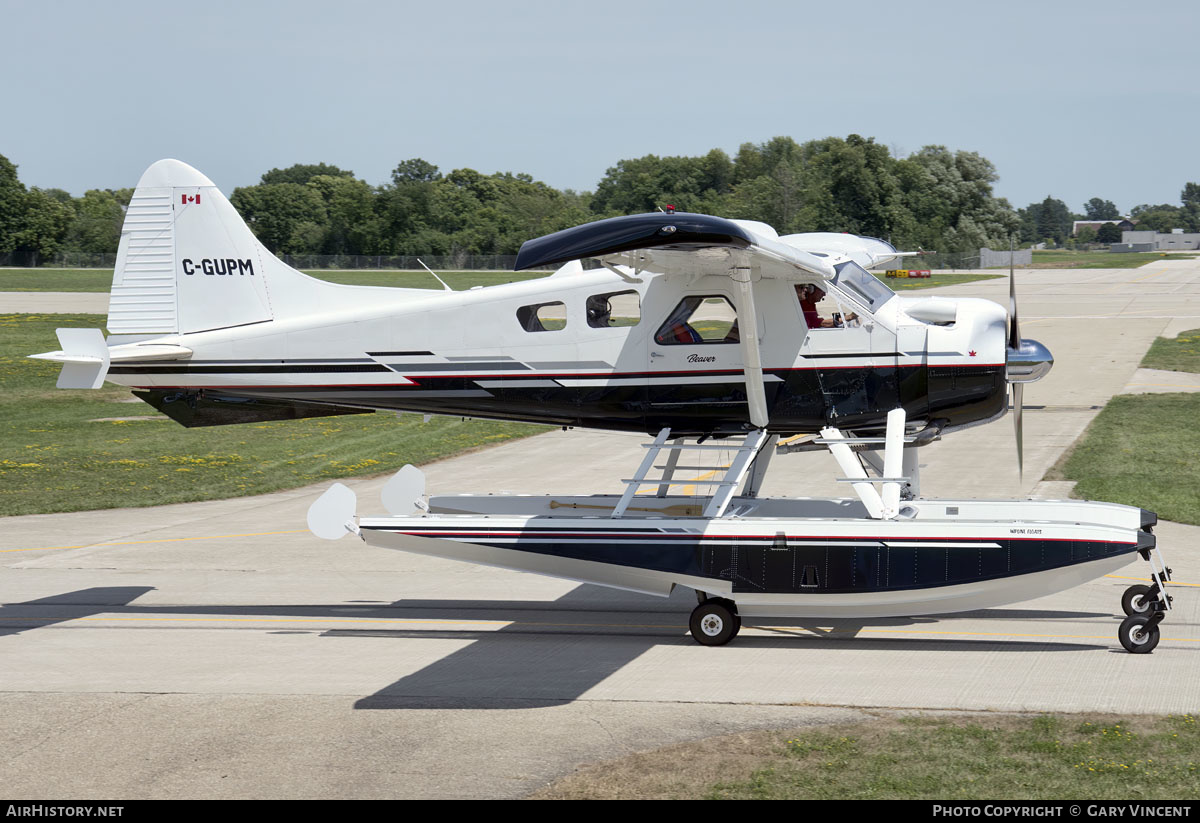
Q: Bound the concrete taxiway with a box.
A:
[2,258,1200,798]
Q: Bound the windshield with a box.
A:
[832,261,895,312]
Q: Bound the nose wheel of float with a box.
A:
[1118,541,1173,654]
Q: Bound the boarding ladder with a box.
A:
[611,428,772,519]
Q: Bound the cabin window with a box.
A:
[516,301,567,332]
[586,290,641,328]
[654,296,739,345]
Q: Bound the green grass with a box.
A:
[706,715,1200,800]
[0,268,551,293]
[533,714,1200,799]
[1054,393,1200,525]
[1028,250,1195,269]
[1140,329,1200,373]
[0,313,549,516]
[884,272,1002,290]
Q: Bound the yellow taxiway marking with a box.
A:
[0,529,309,553]
[1131,267,1171,284]
[635,465,728,497]
[1103,267,1169,293]
[1106,573,1200,587]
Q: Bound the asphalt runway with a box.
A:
[2,259,1200,798]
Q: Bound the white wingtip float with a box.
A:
[35,159,1174,652]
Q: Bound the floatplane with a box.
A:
[33,159,1174,651]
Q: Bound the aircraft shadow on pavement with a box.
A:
[342,585,1111,711]
[0,586,155,637]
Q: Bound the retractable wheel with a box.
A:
[1121,584,1154,616]
[1118,614,1160,654]
[689,600,740,646]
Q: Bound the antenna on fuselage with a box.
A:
[417,259,453,292]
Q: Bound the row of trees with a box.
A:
[0,155,129,264]
[1017,187,1200,246]
[225,136,1023,256]
[3,142,1199,263]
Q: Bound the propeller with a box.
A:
[1005,240,1053,479]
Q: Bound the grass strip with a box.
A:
[0,313,549,516]
[886,273,1002,290]
[1140,329,1200,374]
[1027,251,1195,270]
[1053,393,1200,525]
[532,714,1200,800]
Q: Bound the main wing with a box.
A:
[514,212,836,281]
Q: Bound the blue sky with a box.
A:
[3,0,1197,215]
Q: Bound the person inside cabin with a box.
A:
[797,283,857,329]
[659,299,702,343]
[586,296,612,328]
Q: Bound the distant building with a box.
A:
[1114,230,1200,252]
[1073,219,1134,236]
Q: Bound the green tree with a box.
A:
[305,175,381,254]
[1024,196,1073,244]
[1130,204,1181,233]
[1084,198,1119,220]
[590,150,735,215]
[1095,222,1122,243]
[391,158,441,185]
[11,188,74,263]
[260,163,354,186]
[231,182,328,253]
[1179,184,1200,232]
[896,146,1016,251]
[64,189,126,254]
[0,153,27,253]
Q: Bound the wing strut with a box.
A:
[730,255,769,428]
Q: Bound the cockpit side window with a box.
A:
[517,301,566,332]
[654,296,739,345]
[586,290,641,328]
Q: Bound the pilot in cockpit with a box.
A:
[797,284,858,329]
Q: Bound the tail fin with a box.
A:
[108,159,277,335]
[109,158,413,338]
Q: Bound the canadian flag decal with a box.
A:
[181,193,201,205]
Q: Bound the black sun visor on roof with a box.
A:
[513,212,754,271]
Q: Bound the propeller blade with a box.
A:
[1008,239,1020,350]
[1013,382,1024,480]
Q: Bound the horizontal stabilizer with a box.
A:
[28,328,111,389]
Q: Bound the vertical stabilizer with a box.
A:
[108,159,274,336]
